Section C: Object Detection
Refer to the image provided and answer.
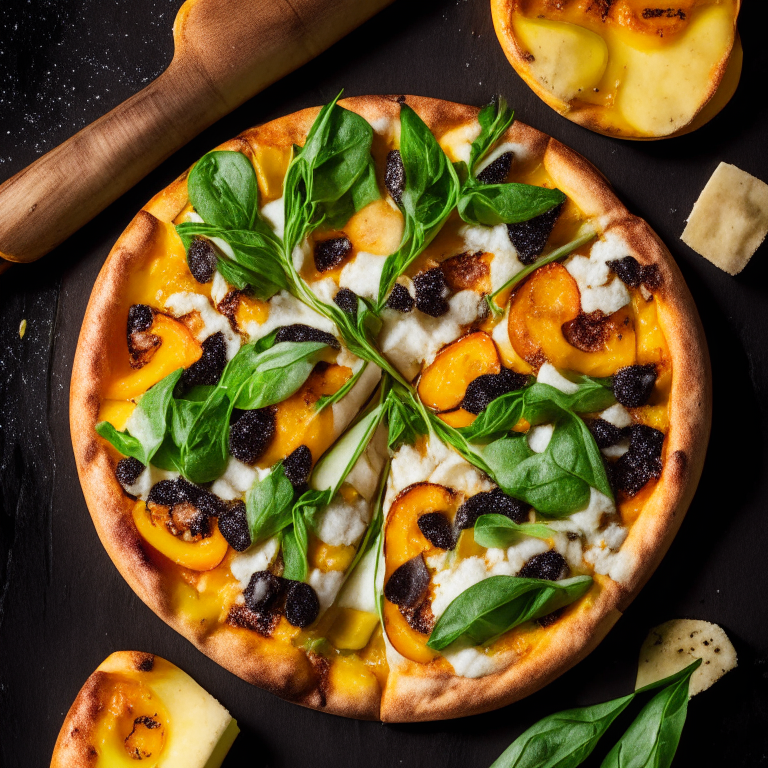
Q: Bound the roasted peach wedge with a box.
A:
[492,0,742,139]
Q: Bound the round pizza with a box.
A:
[71,95,711,721]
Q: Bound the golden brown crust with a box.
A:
[70,95,711,721]
[490,0,741,140]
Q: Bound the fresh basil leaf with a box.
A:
[427,574,593,650]
[458,183,566,228]
[600,660,700,768]
[457,389,527,443]
[187,151,259,231]
[377,104,460,306]
[281,525,305,582]
[469,96,516,175]
[246,463,296,543]
[95,368,183,465]
[473,514,554,549]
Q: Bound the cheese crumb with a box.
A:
[566,232,630,315]
[537,362,579,394]
[339,252,385,301]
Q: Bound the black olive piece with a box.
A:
[115,457,145,489]
[244,571,286,613]
[386,283,415,313]
[614,424,664,496]
[507,202,564,265]
[334,287,359,317]
[275,324,340,350]
[613,364,657,408]
[177,478,226,518]
[187,238,218,284]
[384,554,430,608]
[285,581,320,628]
[283,445,312,488]
[518,551,570,581]
[314,236,352,273]
[476,151,513,185]
[538,608,564,628]
[385,149,405,205]
[147,479,186,508]
[179,332,228,389]
[607,256,642,288]
[217,501,252,552]
[455,488,530,529]
[172,502,212,538]
[640,263,662,290]
[413,267,450,318]
[587,418,622,449]
[228,407,277,465]
[417,512,456,551]
[461,367,529,414]
[127,304,154,336]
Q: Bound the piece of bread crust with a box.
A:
[70,95,711,721]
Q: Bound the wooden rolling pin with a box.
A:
[0,0,394,265]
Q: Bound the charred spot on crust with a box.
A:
[135,655,154,672]
[519,550,570,581]
[218,501,251,552]
[641,263,662,290]
[385,554,430,608]
[476,151,513,185]
[334,287,359,317]
[414,267,450,317]
[642,7,685,19]
[441,251,490,292]
[187,238,217,284]
[386,283,415,313]
[385,149,405,205]
[562,311,612,353]
[115,457,145,490]
[456,488,530,528]
[400,601,435,635]
[417,512,456,550]
[275,324,340,350]
[244,571,286,614]
[179,332,228,389]
[314,236,352,273]
[461,367,529,414]
[227,604,280,636]
[587,418,622,449]
[285,581,320,628]
[229,407,276,465]
[283,445,312,488]
[613,364,657,407]
[507,203,563,265]
[614,424,664,496]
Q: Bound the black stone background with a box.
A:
[1,0,768,765]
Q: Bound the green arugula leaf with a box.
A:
[245,463,296,543]
[473,514,554,549]
[95,368,183,466]
[427,574,593,650]
[456,389,527,443]
[377,103,460,307]
[281,525,306,582]
[469,96,516,175]
[385,381,429,449]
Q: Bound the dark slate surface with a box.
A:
[2,0,768,765]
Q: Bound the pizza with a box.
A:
[51,651,238,767]
[70,95,711,721]
[490,0,742,139]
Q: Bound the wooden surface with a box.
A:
[0,0,393,264]
[1,0,768,765]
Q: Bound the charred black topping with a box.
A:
[461,367,529,414]
[127,305,160,367]
[587,418,622,449]
[147,479,186,508]
[334,287,359,317]
[518,550,570,581]
[400,601,435,635]
[538,608,565,627]
[285,581,320,628]
[441,251,490,292]
[127,304,154,335]
[218,500,251,552]
[607,256,662,291]
[275,324,340,350]
[228,407,276,465]
[507,202,563,265]
[314,236,352,273]
[613,364,657,408]
[386,283,415,313]
[455,488,530,529]
[244,571,286,614]
[115,457,145,490]
[187,238,218,284]
[283,445,312,488]
[476,151,513,185]
[562,311,612,353]
[414,267,450,317]
[179,332,228,389]
[614,424,664,496]
[417,512,456,550]
[384,554,430,608]
[385,149,406,205]
[642,7,685,19]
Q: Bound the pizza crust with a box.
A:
[70,95,711,721]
